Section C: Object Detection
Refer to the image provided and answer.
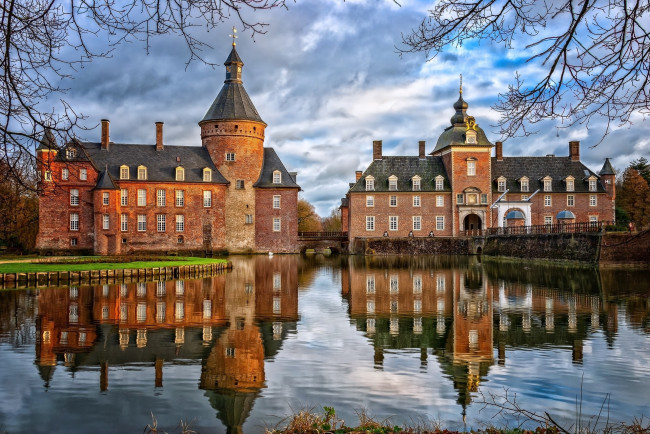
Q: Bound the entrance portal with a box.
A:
[463,214,482,232]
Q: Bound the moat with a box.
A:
[0,255,648,433]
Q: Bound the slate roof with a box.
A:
[94,170,118,190]
[491,156,606,193]
[348,156,450,192]
[253,148,300,189]
[600,158,616,175]
[433,93,493,153]
[81,142,228,185]
[36,129,57,151]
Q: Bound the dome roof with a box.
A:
[432,91,493,154]
[556,210,576,219]
[506,210,525,219]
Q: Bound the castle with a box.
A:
[35,43,300,254]
[340,87,616,242]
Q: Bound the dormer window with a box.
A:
[467,158,477,176]
[365,176,375,191]
[137,166,147,180]
[543,176,552,192]
[175,166,185,181]
[497,176,506,192]
[388,175,398,191]
[435,176,444,191]
[565,176,575,192]
[272,170,281,184]
[66,148,76,159]
[412,175,421,191]
[588,176,598,191]
[120,165,129,180]
[520,177,529,192]
[203,168,212,182]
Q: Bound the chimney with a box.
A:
[495,141,503,161]
[101,119,110,150]
[418,141,426,159]
[569,140,580,161]
[156,122,164,151]
[355,171,363,181]
[373,140,382,160]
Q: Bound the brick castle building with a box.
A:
[341,87,616,241]
[35,43,300,254]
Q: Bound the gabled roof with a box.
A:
[491,156,606,193]
[253,148,300,189]
[348,156,450,192]
[82,142,228,184]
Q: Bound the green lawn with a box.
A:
[0,256,227,274]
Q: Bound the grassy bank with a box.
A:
[0,256,227,274]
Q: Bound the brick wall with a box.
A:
[254,189,299,253]
[449,148,493,235]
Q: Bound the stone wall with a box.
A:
[482,233,601,263]
[357,237,471,255]
[599,231,650,264]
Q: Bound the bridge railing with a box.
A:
[298,231,348,240]
[461,221,612,237]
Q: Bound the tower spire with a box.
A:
[229,26,237,47]
[460,74,463,95]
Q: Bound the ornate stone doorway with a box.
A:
[464,214,482,231]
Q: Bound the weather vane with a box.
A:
[460,74,463,94]
[229,26,237,46]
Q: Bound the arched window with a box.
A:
[120,165,129,180]
[272,170,281,184]
[137,165,147,180]
[175,166,185,181]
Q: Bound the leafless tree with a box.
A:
[401,0,650,141]
[1,0,285,187]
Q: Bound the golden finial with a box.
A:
[229,26,237,46]
[460,74,463,94]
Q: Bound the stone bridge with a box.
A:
[297,232,348,254]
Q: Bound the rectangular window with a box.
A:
[226,152,235,161]
[120,166,129,180]
[137,189,146,206]
[120,214,128,232]
[121,189,128,206]
[390,275,399,293]
[435,178,444,190]
[236,180,244,190]
[436,195,444,207]
[273,195,281,209]
[176,214,184,232]
[389,216,398,231]
[70,189,79,206]
[80,169,87,181]
[203,191,212,207]
[436,216,444,231]
[137,167,147,180]
[102,214,109,230]
[390,195,397,207]
[589,216,598,227]
[366,196,374,207]
[498,180,506,192]
[156,214,166,232]
[413,195,421,207]
[137,214,146,232]
[366,178,374,191]
[273,217,281,232]
[389,178,398,191]
[203,169,212,182]
[366,216,375,231]
[467,160,476,176]
[245,214,253,224]
[589,179,597,191]
[567,195,574,206]
[566,180,574,191]
[544,216,553,226]
[175,190,184,207]
[102,192,109,206]
[544,195,551,206]
[521,195,529,200]
[456,194,464,204]
[62,168,69,180]
[521,180,529,192]
[412,179,421,191]
[480,193,488,204]
[590,195,597,206]
[70,213,79,231]
[366,275,375,293]
[413,216,421,231]
[273,171,282,184]
[544,179,552,192]
[157,189,166,207]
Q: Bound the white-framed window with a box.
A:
[567,195,574,206]
[566,178,574,192]
[273,195,281,209]
[121,189,128,206]
[590,195,597,206]
[175,166,184,181]
[589,178,597,192]
[203,191,212,207]
[70,213,79,231]
[367,300,375,314]
[366,216,375,231]
[120,214,128,232]
[137,189,146,206]
[390,195,397,207]
[467,160,476,176]
[66,148,76,159]
[203,168,212,182]
[497,177,506,192]
[102,192,109,206]
[226,152,235,162]
[413,275,422,293]
[62,168,69,180]
[437,274,446,293]
[156,189,166,207]
[544,216,553,226]
[456,193,464,204]
[80,168,87,181]
[435,176,444,191]
[388,175,398,191]
[389,215,398,231]
[544,195,551,206]
[520,178,529,192]
[412,176,421,191]
[70,189,79,205]
[366,196,374,207]
[176,214,184,232]
[102,214,109,230]
[544,177,552,192]
[235,180,244,190]
[521,195,529,200]
[273,170,281,184]
[365,176,375,191]
[413,216,422,231]
[589,216,598,227]
[481,193,488,204]
[137,214,146,232]
[413,195,421,207]
[175,190,184,207]
[390,275,399,293]
[436,216,444,231]
[245,214,253,224]
[273,217,281,232]
[70,238,77,246]
[156,214,166,232]
[436,195,444,207]
[43,170,52,182]
[137,166,147,180]
[120,165,129,180]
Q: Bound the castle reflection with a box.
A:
[34,255,299,434]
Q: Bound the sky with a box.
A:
[56,0,649,216]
